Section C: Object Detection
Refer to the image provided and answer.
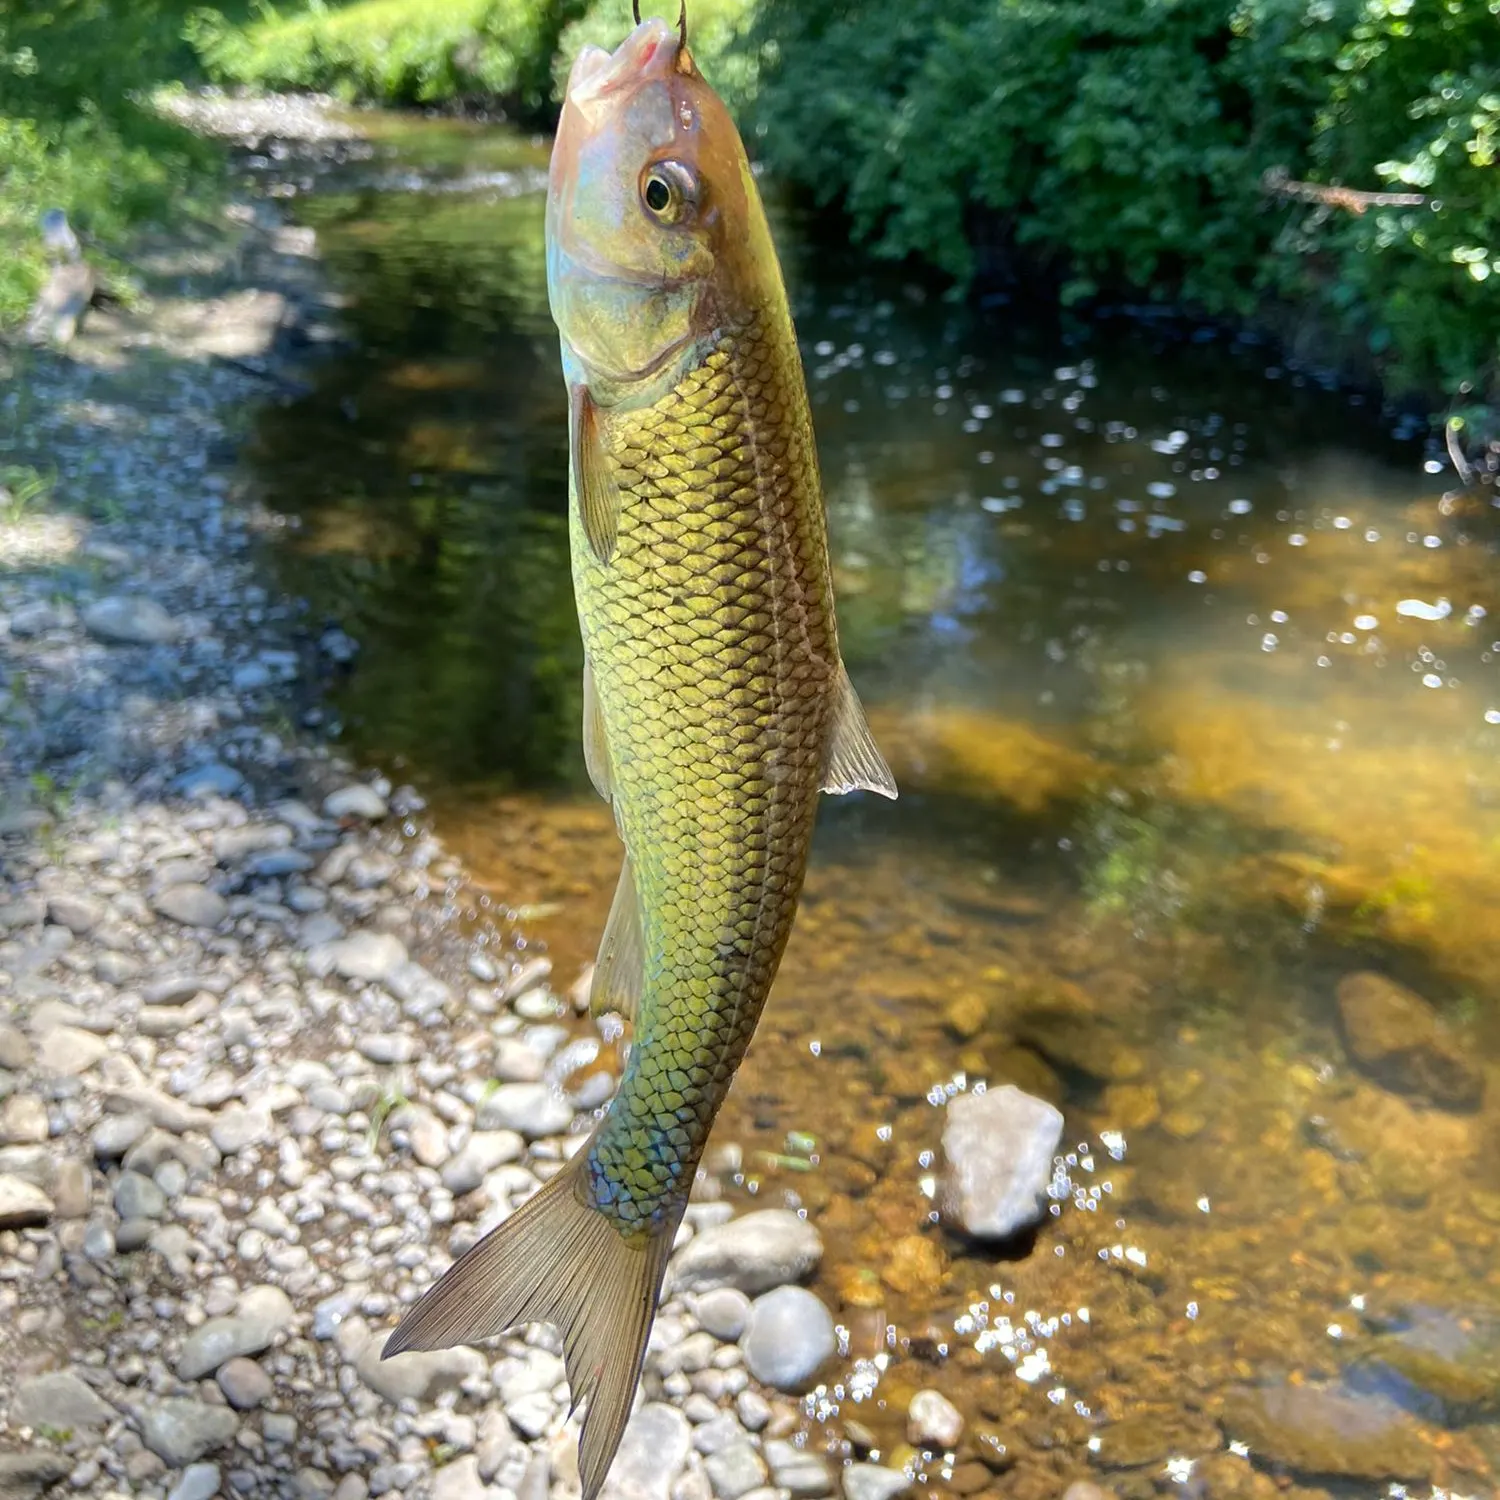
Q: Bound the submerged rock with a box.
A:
[83,594,177,645]
[9,1371,114,1433]
[1221,1383,1433,1481]
[138,1398,238,1467]
[939,1085,1063,1240]
[1336,972,1483,1110]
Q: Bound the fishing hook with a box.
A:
[630,0,688,44]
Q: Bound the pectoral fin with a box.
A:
[822,665,898,799]
[582,657,611,803]
[571,385,620,564]
[590,854,644,1022]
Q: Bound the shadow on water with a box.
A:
[245,117,1500,1499]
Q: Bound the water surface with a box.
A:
[245,117,1500,1500]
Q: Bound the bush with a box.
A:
[746,0,1498,392]
[191,0,594,115]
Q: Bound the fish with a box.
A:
[382,10,896,1494]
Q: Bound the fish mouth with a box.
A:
[566,17,683,114]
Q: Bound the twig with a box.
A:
[1261,166,1428,216]
[1445,418,1477,489]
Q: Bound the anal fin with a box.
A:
[590,854,644,1022]
[583,657,611,803]
[572,385,621,565]
[822,664,898,799]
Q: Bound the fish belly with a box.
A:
[573,318,836,1234]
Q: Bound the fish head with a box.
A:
[547,17,751,399]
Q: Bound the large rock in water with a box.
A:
[939,1085,1063,1240]
[1221,1384,1434,1481]
[670,1209,823,1294]
[1336,972,1484,1110]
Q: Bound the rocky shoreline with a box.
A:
[0,117,956,1500]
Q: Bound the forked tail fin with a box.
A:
[382,1149,678,1500]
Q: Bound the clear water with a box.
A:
[245,117,1500,1500]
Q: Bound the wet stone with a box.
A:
[0,1452,71,1498]
[211,1105,272,1156]
[46,893,103,935]
[177,1285,295,1379]
[440,1130,524,1195]
[939,1085,1063,1240]
[329,931,408,984]
[356,1334,486,1404]
[1336,971,1484,1110]
[740,1286,836,1392]
[0,1026,32,1071]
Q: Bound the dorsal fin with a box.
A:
[571,385,620,565]
[822,664,898,799]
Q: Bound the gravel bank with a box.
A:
[0,134,878,1500]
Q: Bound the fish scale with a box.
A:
[577,318,834,1234]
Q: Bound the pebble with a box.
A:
[693,1288,751,1343]
[211,1105,273,1156]
[0,1094,49,1145]
[704,1442,767,1500]
[671,1210,823,1295]
[114,1170,167,1220]
[356,1336,486,1404]
[138,1397,239,1467]
[10,1371,115,1432]
[475,1083,574,1139]
[46,893,105,934]
[152,883,229,929]
[176,1285,295,1378]
[0,1174,54,1228]
[762,1442,832,1498]
[324,784,389,820]
[938,1085,1064,1240]
[907,1389,964,1449]
[217,1357,274,1410]
[328,930,408,984]
[842,1467,911,1500]
[167,1464,223,1500]
[441,1130,524,1194]
[1336,971,1484,1109]
[740,1286,836,1391]
[36,1025,108,1076]
[82,594,178,645]
[598,1403,691,1500]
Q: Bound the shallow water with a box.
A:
[246,117,1500,1499]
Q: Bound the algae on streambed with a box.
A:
[241,113,1500,1498]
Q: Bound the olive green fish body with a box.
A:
[577,310,835,1234]
[383,22,893,1498]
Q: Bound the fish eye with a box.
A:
[640,160,697,224]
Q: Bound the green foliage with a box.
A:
[747,0,1497,391]
[0,2,224,324]
[1278,0,1500,390]
[191,0,594,114]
